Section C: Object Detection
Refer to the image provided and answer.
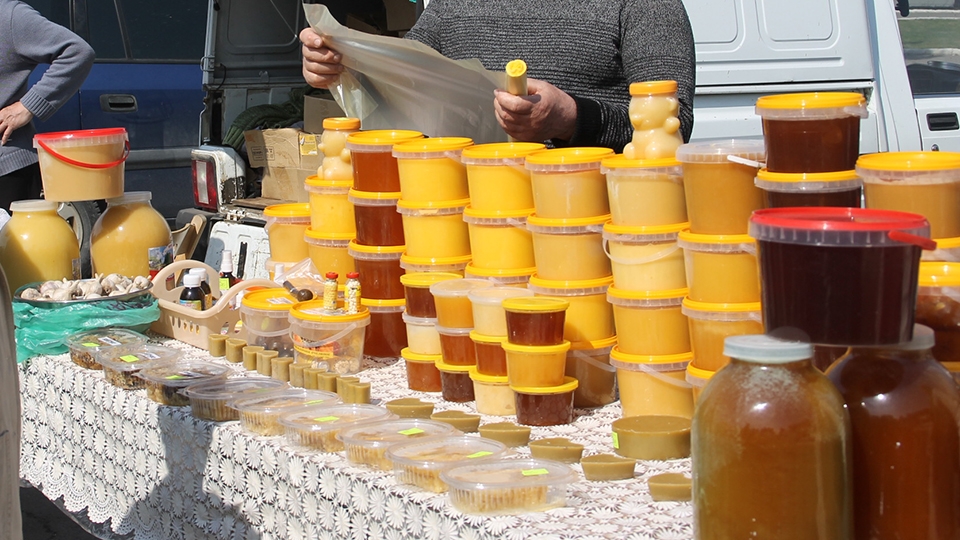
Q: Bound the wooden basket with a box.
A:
[150,260,276,350]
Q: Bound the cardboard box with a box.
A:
[304,95,344,133]
[299,132,322,173]
[261,167,312,202]
[243,128,301,169]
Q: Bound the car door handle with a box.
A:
[927,112,959,131]
[100,94,138,113]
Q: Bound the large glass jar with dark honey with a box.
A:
[692,334,852,540]
[826,325,960,540]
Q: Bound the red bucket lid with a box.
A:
[749,207,933,248]
[34,127,127,141]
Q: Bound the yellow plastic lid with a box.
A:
[501,340,572,355]
[569,335,618,351]
[400,253,473,266]
[348,241,405,255]
[607,286,688,301]
[856,151,960,172]
[400,347,442,363]
[603,221,689,236]
[392,137,474,154]
[932,235,960,249]
[756,169,860,183]
[510,376,579,394]
[610,347,694,365]
[678,230,755,245]
[469,331,507,345]
[755,92,866,111]
[525,147,615,166]
[361,297,406,308]
[304,175,352,188]
[461,142,546,160]
[462,205,534,220]
[304,227,354,241]
[526,213,610,228]
[264,202,311,218]
[347,189,402,201]
[629,80,677,96]
[468,368,509,384]
[600,155,680,170]
[685,363,716,382]
[346,129,423,146]
[396,197,470,211]
[527,274,614,291]
[400,272,462,288]
[322,117,361,130]
[241,288,297,310]
[464,265,536,280]
[506,59,527,77]
[501,296,570,313]
[681,297,762,313]
[919,262,960,287]
[290,300,370,323]
[435,359,475,373]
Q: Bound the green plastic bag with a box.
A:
[13,296,160,363]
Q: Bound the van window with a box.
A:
[119,0,206,61]
[900,10,960,96]
[86,0,125,60]
[21,0,69,28]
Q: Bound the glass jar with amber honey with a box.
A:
[826,325,960,539]
[693,334,852,540]
[916,261,960,362]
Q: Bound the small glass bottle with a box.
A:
[692,334,852,540]
[218,249,237,294]
[826,325,960,539]
[345,271,361,314]
[0,199,80,291]
[189,268,213,307]
[179,273,205,311]
[323,271,339,311]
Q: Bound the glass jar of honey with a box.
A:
[826,325,960,539]
[91,191,172,277]
[0,199,80,291]
[693,334,852,539]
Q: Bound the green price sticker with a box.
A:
[165,375,186,380]
[120,355,141,363]
[305,399,327,405]
[314,416,339,423]
[612,432,620,449]
[467,451,493,459]
[399,428,425,436]
[220,277,230,290]
[522,468,549,477]
[83,342,99,348]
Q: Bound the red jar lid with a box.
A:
[749,207,932,248]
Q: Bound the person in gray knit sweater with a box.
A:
[301,0,695,152]
[0,0,94,211]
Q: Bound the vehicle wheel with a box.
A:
[57,201,101,278]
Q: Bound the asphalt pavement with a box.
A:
[20,487,102,540]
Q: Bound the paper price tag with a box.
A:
[98,337,122,346]
[314,416,339,423]
[399,428,425,436]
[612,432,620,449]
[521,468,549,477]
[467,451,493,459]
[141,352,160,360]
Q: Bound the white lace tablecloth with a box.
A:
[19,334,693,540]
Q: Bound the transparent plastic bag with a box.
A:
[303,4,507,144]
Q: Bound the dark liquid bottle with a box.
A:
[179,274,206,311]
[826,325,960,539]
[219,249,237,294]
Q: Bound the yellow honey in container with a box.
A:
[33,128,128,201]
[463,206,535,270]
[601,155,686,227]
[857,151,960,239]
[304,175,355,235]
[318,117,360,182]
[527,275,615,343]
[528,213,611,281]
[397,198,471,259]
[463,265,536,288]
[400,253,472,276]
[91,192,173,277]
[393,137,473,203]
[682,298,762,371]
[303,228,354,284]
[607,286,690,356]
[610,347,694,419]
[678,230,760,304]
[525,147,614,219]
[685,362,716,405]
[461,142,544,212]
[0,200,80,291]
[675,139,766,235]
[264,203,312,262]
[922,235,960,262]
[603,221,687,292]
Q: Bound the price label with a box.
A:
[165,375,186,380]
[399,428,425,436]
[98,337,122,346]
[120,355,141,363]
[522,468,549,477]
[314,416,339,423]
[467,451,493,459]
[305,399,327,405]
[612,432,620,449]
[82,342,99,348]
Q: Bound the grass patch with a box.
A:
[899,19,960,49]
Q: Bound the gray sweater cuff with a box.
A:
[557,95,603,149]
[19,88,56,122]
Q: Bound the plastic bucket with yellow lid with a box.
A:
[469,368,515,416]
[511,376,579,426]
[361,297,407,358]
[603,221,687,292]
[33,128,129,201]
[922,234,960,262]
[345,129,424,192]
[527,213,611,281]
[397,198,470,259]
[502,340,571,387]
[607,286,690,356]
[348,241,405,300]
[393,137,473,203]
[501,296,570,347]
[305,175,355,235]
[527,274,615,342]
[463,206,535,270]
[756,169,863,209]
[461,142,545,211]
[525,147,615,219]
[601,155,686,226]
[400,347,442,392]
[677,230,759,304]
[611,347,693,419]
[755,92,867,173]
[264,203,312,262]
[681,298,762,371]
[240,288,297,349]
[916,262,960,363]
[467,286,534,337]
[399,271,462,319]
[400,253,471,276]
[403,312,441,356]
[429,278,494,329]
[566,335,618,408]
[858,151,960,239]
[464,264,535,287]
[288,300,371,373]
[675,139,766,235]
[685,363,716,405]
[348,189,404,247]
[303,228,354,284]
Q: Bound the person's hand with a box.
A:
[0,102,33,145]
[300,27,344,89]
[493,78,577,143]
